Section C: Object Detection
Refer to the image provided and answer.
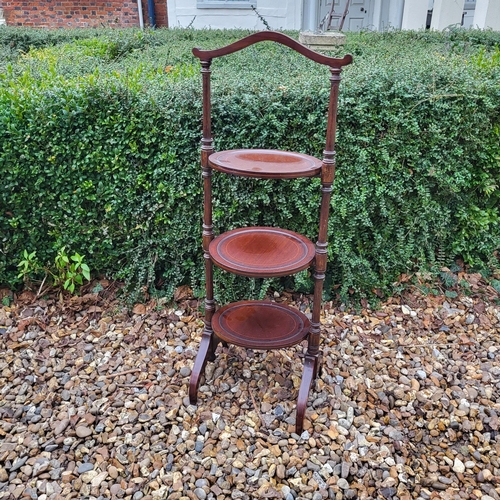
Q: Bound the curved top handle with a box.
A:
[192,31,352,68]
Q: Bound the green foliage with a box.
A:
[470,45,500,71]
[1,28,499,303]
[16,247,91,294]
[440,269,458,289]
[17,250,41,285]
[53,247,91,293]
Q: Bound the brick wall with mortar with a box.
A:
[0,0,167,28]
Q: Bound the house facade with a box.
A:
[0,0,498,30]
[167,0,500,31]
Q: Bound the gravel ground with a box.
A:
[0,274,499,500]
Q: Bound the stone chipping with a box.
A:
[0,276,499,500]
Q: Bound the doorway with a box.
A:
[318,0,373,31]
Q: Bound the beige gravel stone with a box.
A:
[0,283,499,499]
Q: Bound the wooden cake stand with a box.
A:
[188,31,352,434]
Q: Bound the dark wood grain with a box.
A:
[193,31,352,68]
[189,331,212,405]
[209,149,322,179]
[200,59,216,360]
[212,300,310,349]
[188,31,352,435]
[209,227,315,277]
[296,354,317,435]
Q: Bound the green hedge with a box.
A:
[1,28,499,302]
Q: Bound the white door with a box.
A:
[462,0,476,27]
[319,0,372,31]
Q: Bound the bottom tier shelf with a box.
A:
[212,300,310,349]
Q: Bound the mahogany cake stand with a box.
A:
[188,31,352,434]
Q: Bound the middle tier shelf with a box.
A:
[209,227,316,278]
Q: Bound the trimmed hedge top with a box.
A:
[1,27,499,302]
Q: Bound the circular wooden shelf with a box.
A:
[213,300,310,349]
[209,227,315,278]
[209,149,322,179]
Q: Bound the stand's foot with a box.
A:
[296,354,318,435]
[189,331,214,405]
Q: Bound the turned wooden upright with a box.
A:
[188,31,352,434]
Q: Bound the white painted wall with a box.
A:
[302,0,318,31]
[430,0,465,29]
[473,0,500,29]
[401,0,429,29]
[167,0,303,30]
[167,0,500,32]
[387,0,405,28]
[372,0,383,29]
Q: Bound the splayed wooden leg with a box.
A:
[296,354,318,435]
[189,331,213,405]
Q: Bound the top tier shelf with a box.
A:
[209,149,323,179]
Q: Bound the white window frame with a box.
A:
[197,0,256,8]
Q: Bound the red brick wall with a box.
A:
[1,0,168,28]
